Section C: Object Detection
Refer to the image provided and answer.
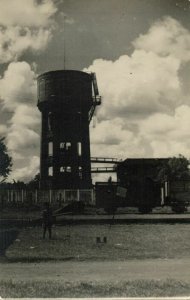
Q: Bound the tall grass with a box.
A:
[0,279,190,297]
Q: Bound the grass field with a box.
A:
[0,207,41,219]
[6,223,190,261]
[0,278,190,297]
[2,223,190,297]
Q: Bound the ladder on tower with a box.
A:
[88,73,101,123]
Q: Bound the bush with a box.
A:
[170,198,187,213]
[138,206,152,214]
[104,206,117,214]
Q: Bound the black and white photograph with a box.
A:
[1,0,190,298]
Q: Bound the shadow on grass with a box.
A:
[6,256,77,263]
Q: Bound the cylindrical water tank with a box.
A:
[37,70,94,189]
[37,70,93,112]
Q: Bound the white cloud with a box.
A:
[0,1,59,182]
[139,105,190,157]
[133,16,190,62]
[87,16,190,176]
[9,156,40,182]
[0,26,52,64]
[3,16,190,183]
[0,124,7,135]
[0,62,40,182]
[7,125,39,153]
[0,0,57,27]
[0,0,57,63]
[11,105,40,128]
[86,50,181,121]
[91,119,153,159]
[0,61,37,110]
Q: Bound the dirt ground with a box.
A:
[1,258,190,283]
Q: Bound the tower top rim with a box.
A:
[38,70,91,80]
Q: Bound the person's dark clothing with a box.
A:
[42,206,53,239]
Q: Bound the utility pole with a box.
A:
[63,15,66,70]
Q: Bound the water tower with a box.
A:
[37,70,101,189]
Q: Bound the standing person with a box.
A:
[42,202,53,239]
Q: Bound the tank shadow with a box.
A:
[0,229,19,257]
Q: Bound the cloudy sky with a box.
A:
[1,0,190,182]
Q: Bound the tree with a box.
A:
[157,154,189,213]
[0,137,12,183]
[12,180,26,189]
[27,173,40,189]
[157,154,189,182]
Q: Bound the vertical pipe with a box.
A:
[91,189,94,205]
[161,187,164,206]
[165,181,168,197]
[35,190,38,203]
[49,189,52,203]
[77,189,80,202]
[40,112,49,187]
